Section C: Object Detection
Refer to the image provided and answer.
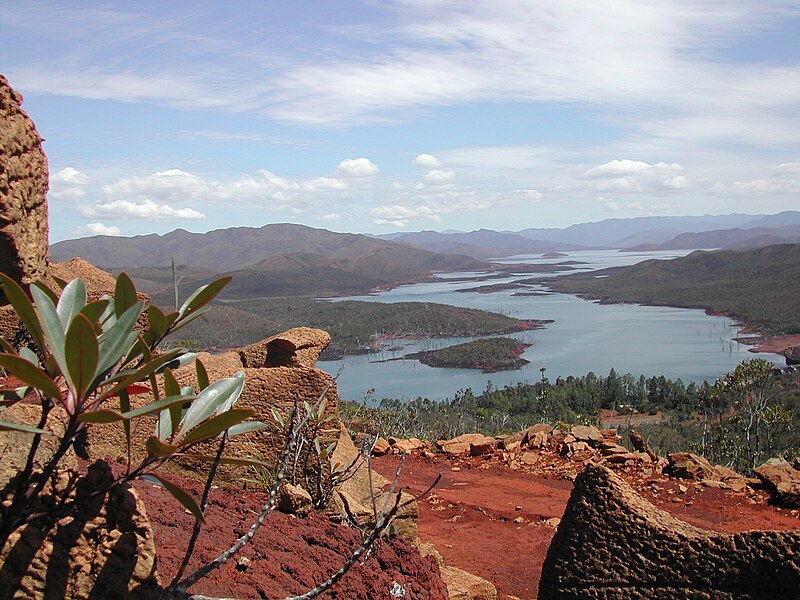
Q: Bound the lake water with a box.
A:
[317,249,784,402]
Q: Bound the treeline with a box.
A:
[546,243,800,334]
[344,360,800,473]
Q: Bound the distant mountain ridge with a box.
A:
[373,229,585,259]
[623,224,800,252]
[50,223,485,272]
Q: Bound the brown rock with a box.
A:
[438,433,494,455]
[0,403,76,489]
[754,458,800,507]
[371,436,391,456]
[0,461,159,599]
[469,441,495,456]
[570,425,603,443]
[0,75,49,291]
[539,464,800,598]
[440,565,498,600]
[665,452,717,481]
[391,438,427,454]
[278,483,313,516]
[238,326,331,368]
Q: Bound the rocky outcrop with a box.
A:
[0,461,159,599]
[784,345,800,366]
[0,404,76,490]
[239,327,331,368]
[538,464,800,599]
[754,458,800,507]
[0,75,49,292]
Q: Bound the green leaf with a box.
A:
[269,408,285,427]
[0,274,46,357]
[31,281,59,305]
[30,285,69,382]
[0,420,50,435]
[141,474,203,522]
[156,407,175,440]
[51,275,68,290]
[56,278,87,330]
[0,354,63,401]
[165,306,211,336]
[144,305,167,347]
[103,349,182,398]
[79,299,110,328]
[65,314,99,400]
[162,368,182,432]
[96,301,144,375]
[114,273,137,318]
[215,370,244,414]
[163,368,180,397]
[227,420,269,437]
[0,338,14,354]
[195,359,209,390]
[155,352,198,374]
[120,394,193,420]
[78,409,124,423]
[146,435,178,457]
[177,277,232,320]
[119,388,131,450]
[178,408,254,447]
[178,373,244,437]
[19,346,40,367]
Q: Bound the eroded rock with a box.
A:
[538,464,800,598]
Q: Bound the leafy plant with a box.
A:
[0,271,267,538]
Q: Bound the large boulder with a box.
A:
[539,464,800,598]
[0,461,159,599]
[754,458,800,507]
[664,452,717,481]
[0,75,49,292]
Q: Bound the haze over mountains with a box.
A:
[49,212,800,300]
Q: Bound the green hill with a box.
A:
[546,243,800,334]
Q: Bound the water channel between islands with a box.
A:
[317,249,784,402]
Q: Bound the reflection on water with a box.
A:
[318,249,783,402]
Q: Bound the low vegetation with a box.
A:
[172,297,547,358]
[343,361,800,473]
[546,243,800,334]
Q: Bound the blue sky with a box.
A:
[3,0,800,242]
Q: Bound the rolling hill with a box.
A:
[546,243,800,334]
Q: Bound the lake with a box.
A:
[317,249,784,402]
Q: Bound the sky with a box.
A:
[3,0,800,242]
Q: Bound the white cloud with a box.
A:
[511,189,543,202]
[321,213,341,223]
[604,201,620,211]
[78,199,206,220]
[371,204,441,227]
[50,167,90,200]
[413,153,442,168]
[103,169,217,203]
[335,158,379,178]
[775,162,800,175]
[424,169,455,184]
[79,222,122,236]
[578,159,688,194]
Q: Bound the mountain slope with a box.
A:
[384,229,585,258]
[547,243,800,334]
[623,225,800,252]
[50,223,486,273]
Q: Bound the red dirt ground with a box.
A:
[131,468,447,600]
[371,453,800,600]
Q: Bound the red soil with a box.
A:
[132,469,447,600]
[371,453,800,600]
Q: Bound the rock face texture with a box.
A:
[538,464,800,599]
[0,461,160,600]
[0,75,49,291]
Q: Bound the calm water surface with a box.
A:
[318,250,783,402]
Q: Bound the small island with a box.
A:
[404,337,531,372]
